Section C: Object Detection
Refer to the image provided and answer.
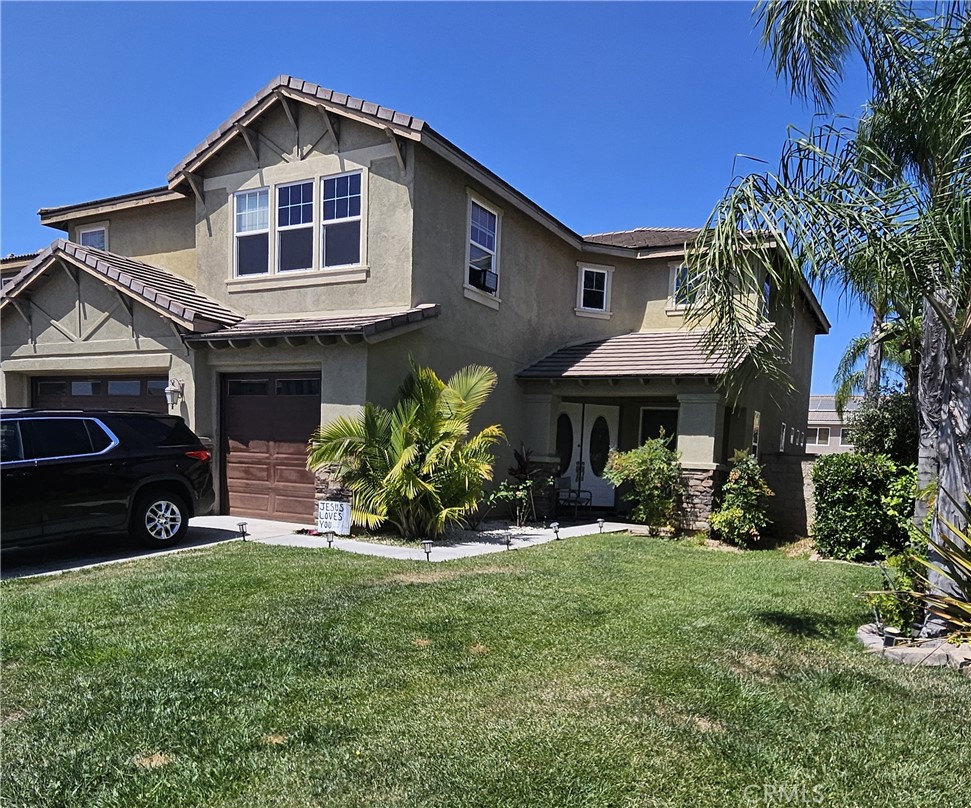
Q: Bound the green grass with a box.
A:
[2,536,969,807]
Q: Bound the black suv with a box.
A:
[1,410,215,549]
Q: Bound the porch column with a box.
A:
[676,392,725,467]
[676,392,726,530]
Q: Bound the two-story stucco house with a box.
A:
[0,76,829,527]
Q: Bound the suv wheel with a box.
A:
[132,490,189,548]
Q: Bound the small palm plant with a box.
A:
[307,362,504,539]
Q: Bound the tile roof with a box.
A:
[582,227,704,250]
[0,240,241,332]
[169,76,426,185]
[517,329,766,379]
[184,304,440,342]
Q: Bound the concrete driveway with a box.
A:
[0,515,312,580]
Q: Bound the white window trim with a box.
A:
[320,169,366,270]
[77,221,109,251]
[233,187,270,278]
[666,261,693,314]
[751,410,761,454]
[779,421,787,453]
[464,192,502,308]
[839,427,853,446]
[277,180,315,274]
[229,169,368,281]
[575,262,614,319]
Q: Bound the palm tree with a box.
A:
[685,1,970,635]
[307,363,504,539]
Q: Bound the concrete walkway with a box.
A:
[255,520,631,562]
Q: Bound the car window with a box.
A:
[0,420,24,462]
[21,418,97,460]
[107,415,200,448]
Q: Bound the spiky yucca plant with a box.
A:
[307,363,504,539]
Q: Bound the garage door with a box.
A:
[222,372,321,523]
[32,376,168,412]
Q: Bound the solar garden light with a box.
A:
[237,521,248,541]
[551,522,560,540]
[598,518,605,533]
[504,534,513,551]
[323,529,336,548]
[422,539,433,561]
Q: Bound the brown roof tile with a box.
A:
[0,240,241,331]
[581,227,703,250]
[184,304,440,342]
[517,329,766,379]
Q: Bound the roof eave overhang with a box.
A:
[38,189,187,230]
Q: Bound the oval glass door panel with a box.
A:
[555,413,574,476]
[589,416,610,477]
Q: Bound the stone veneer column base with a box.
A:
[680,468,725,531]
[314,465,352,505]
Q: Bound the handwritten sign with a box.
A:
[316,499,351,535]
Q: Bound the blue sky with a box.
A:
[0,1,872,393]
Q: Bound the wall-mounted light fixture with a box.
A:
[164,379,185,408]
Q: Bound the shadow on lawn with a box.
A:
[755,610,847,639]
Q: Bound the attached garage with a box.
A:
[222,372,321,523]
[32,375,169,413]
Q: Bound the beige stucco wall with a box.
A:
[192,104,414,317]
[68,198,198,282]
[0,269,193,409]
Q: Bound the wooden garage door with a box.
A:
[32,376,168,412]
[223,372,321,523]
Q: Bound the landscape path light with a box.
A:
[550,522,560,540]
[237,521,248,541]
[598,518,605,534]
[422,539,433,561]
[323,529,336,548]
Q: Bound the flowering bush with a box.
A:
[709,450,774,547]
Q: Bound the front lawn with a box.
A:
[2,536,969,807]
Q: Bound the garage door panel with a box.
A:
[223,373,320,523]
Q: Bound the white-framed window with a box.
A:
[576,263,613,316]
[668,262,696,310]
[839,427,853,446]
[779,421,787,452]
[234,188,270,276]
[786,315,796,362]
[466,197,500,296]
[751,411,761,454]
[77,222,108,251]
[321,171,362,268]
[807,427,830,445]
[762,277,772,320]
[278,181,314,273]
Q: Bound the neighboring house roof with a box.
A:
[517,329,767,379]
[808,395,861,424]
[0,240,242,332]
[184,304,441,344]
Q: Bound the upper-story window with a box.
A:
[77,223,108,251]
[233,170,364,278]
[575,263,613,318]
[321,172,362,267]
[668,263,696,310]
[467,198,499,295]
[235,189,270,276]
[762,277,772,320]
[278,181,314,273]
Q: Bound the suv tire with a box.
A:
[132,490,189,549]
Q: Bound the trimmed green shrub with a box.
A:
[603,434,682,533]
[709,450,774,547]
[865,550,926,633]
[811,453,913,560]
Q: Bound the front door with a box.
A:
[556,403,619,507]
